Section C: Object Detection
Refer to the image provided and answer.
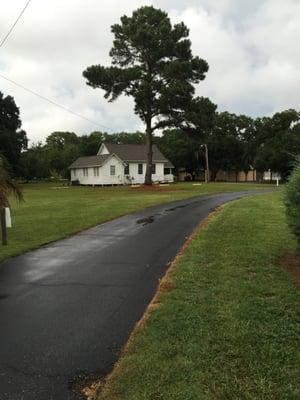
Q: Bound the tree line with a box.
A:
[0,89,299,181]
[159,109,300,181]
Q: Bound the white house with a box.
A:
[69,142,174,185]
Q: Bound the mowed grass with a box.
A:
[96,193,299,400]
[1,182,273,262]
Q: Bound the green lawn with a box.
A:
[95,192,299,400]
[1,182,273,262]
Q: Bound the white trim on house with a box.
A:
[97,143,110,155]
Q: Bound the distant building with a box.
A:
[178,168,281,182]
[69,142,174,185]
[262,170,282,181]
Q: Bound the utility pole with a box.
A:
[202,144,210,183]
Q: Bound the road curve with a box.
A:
[0,190,275,399]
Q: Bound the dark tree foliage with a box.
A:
[19,143,50,180]
[254,109,300,179]
[106,131,145,145]
[79,132,109,156]
[44,132,80,178]
[178,96,217,136]
[79,131,145,156]
[157,129,199,174]
[83,6,209,184]
[19,130,147,179]
[46,131,79,148]
[158,111,255,181]
[0,91,28,175]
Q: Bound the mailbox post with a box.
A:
[0,207,7,245]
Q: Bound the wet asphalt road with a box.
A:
[0,190,275,399]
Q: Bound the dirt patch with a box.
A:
[130,184,181,192]
[70,373,106,400]
[280,252,300,283]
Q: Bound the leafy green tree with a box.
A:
[108,131,145,145]
[201,112,243,181]
[79,131,108,156]
[157,129,199,173]
[45,132,81,178]
[83,6,209,184]
[255,109,300,179]
[0,91,28,175]
[46,131,79,148]
[19,143,50,179]
[234,115,257,180]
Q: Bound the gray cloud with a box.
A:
[0,0,299,143]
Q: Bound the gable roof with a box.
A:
[103,143,172,164]
[69,154,111,168]
[69,143,174,169]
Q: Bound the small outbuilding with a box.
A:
[69,142,174,185]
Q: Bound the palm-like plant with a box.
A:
[0,156,23,245]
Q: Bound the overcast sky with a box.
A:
[0,0,299,144]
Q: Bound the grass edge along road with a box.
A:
[1,182,274,263]
[92,192,299,400]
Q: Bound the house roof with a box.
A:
[103,143,174,166]
[69,143,174,169]
[69,154,111,168]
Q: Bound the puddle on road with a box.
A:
[136,205,189,225]
[136,216,155,226]
[165,204,187,212]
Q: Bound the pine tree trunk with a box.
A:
[1,207,7,246]
[144,122,153,185]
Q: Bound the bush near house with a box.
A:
[285,159,300,248]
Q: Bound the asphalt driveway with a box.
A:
[0,190,275,399]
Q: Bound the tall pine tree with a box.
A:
[83,6,208,184]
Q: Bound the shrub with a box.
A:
[285,158,300,249]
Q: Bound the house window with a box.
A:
[110,165,116,176]
[73,169,76,177]
[151,164,156,174]
[138,163,143,174]
[124,164,129,175]
[93,167,99,176]
[83,168,88,177]
[164,167,171,175]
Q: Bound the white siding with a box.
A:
[71,159,173,185]
[127,163,145,184]
[127,162,174,184]
[97,144,109,155]
[100,156,125,184]
[71,155,125,185]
